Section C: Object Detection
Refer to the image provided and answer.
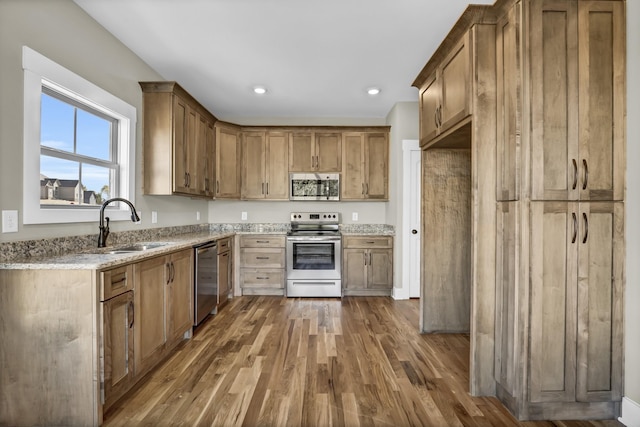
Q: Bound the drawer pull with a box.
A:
[256,256,270,260]
[256,240,270,243]
[366,241,376,244]
[256,276,270,280]
[111,277,127,286]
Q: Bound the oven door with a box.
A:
[286,236,341,280]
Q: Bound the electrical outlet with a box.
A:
[352,212,359,221]
[2,210,18,233]
[151,211,158,224]
[196,211,201,221]
[241,211,248,221]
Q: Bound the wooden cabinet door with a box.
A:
[216,124,241,198]
[173,95,189,194]
[288,132,314,171]
[315,132,341,172]
[102,290,134,408]
[134,255,167,374]
[577,1,625,202]
[530,0,579,201]
[419,73,440,145]
[218,250,230,306]
[265,132,289,199]
[167,250,193,342]
[529,202,578,403]
[185,106,198,195]
[343,248,367,290]
[496,3,520,201]
[364,133,388,199]
[241,131,266,199]
[341,133,364,200]
[494,202,518,396]
[576,202,623,402]
[367,249,392,290]
[439,33,471,133]
[204,120,216,198]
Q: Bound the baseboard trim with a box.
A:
[620,396,640,427]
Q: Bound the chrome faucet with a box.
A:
[98,197,141,247]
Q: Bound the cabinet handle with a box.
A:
[256,276,270,280]
[262,182,265,195]
[184,172,189,188]
[266,182,269,195]
[256,256,270,260]
[582,212,589,244]
[434,109,438,128]
[166,263,172,284]
[571,212,578,244]
[128,301,134,329]
[364,253,367,265]
[365,183,369,195]
[572,159,578,190]
[256,240,270,243]
[216,180,220,194]
[362,183,365,195]
[582,159,589,190]
[111,277,127,286]
[366,241,376,244]
[369,253,372,266]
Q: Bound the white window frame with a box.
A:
[22,46,136,225]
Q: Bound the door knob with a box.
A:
[411,229,418,234]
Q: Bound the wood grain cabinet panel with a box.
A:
[241,131,289,200]
[289,131,341,172]
[342,236,393,296]
[140,82,217,199]
[239,235,286,295]
[215,122,242,199]
[341,132,389,200]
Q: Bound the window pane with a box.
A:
[40,93,74,152]
[81,164,111,205]
[77,108,111,160]
[40,155,80,205]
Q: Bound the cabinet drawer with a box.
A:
[240,248,285,268]
[100,265,134,301]
[240,269,284,288]
[343,236,393,249]
[240,235,285,248]
[217,237,232,254]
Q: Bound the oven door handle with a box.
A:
[286,236,342,242]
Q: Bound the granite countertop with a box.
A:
[0,230,235,270]
[0,223,393,270]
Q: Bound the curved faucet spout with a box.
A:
[98,198,140,247]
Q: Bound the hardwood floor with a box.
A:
[104,297,623,427]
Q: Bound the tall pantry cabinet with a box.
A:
[494,0,625,420]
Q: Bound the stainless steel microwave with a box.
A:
[289,173,340,201]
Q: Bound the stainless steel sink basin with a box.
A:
[93,242,171,255]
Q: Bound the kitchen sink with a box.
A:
[92,242,171,255]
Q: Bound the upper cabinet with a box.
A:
[417,32,472,146]
[289,131,341,172]
[241,130,289,200]
[140,82,217,199]
[498,0,625,202]
[215,122,242,199]
[341,131,389,200]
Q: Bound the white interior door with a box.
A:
[402,140,421,299]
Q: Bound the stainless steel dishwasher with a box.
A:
[194,241,218,326]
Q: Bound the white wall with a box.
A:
[624,0,640,419]
[0,0,211,243]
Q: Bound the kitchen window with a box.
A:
[22,46,136,224]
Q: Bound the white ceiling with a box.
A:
[73,0,493,123]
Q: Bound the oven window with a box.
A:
[292,242,335,270]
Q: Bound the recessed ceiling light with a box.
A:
[253,86,267,95]
[367,87,381,95]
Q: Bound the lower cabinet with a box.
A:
[134,249,193,378]
[342,236,393,296]
[100,265,135,410]
[239,235,286,295]
[495,201,624,419]
[217,236,232,307]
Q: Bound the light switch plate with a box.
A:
[241,211,248,221]
[2,210,18,233]
[151,211,158,224]
[352,212,359,221]
[196,211,201,221]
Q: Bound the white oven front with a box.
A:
[286,235,342,297]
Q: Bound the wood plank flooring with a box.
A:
[104,297,623,427]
